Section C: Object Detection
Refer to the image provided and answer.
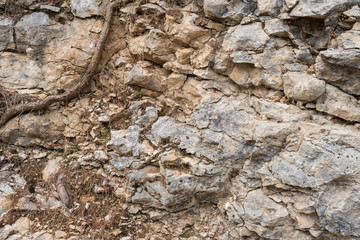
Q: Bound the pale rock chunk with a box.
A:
[264,19,290,37]
[222,22,269,51]
[71,0,107,18]
[125,63,168,92]
[203,0,256,22]
[257,0,282,16]
[285,0,299,8]
[167,72,187,91]
[42,157,62,182]
[0,18,15,51]
[291,0,360,18]
[251,98,310,122]
[316,85,360,122]
[339,22,360,49]
[243,189,289,226]
[283,72,326,102]
[315,49,360,95]
[169,13,211,47]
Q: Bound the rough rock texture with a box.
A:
[1,0,360,239]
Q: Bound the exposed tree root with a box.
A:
[0,0,131,128]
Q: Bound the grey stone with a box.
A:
[283,72,326,102]
[125,64,167,92]
[316,85,360,122]
[290,0,360,18]
[338,23,360,49]
[230,51,255,64]
[251,98,311,122]
[110,125,143,156]
[317,183,360,236]
[39,5,61,12]
[272,140,360,188]
[0,18,15,51]
[71,0,107,18]
[257,0,282,15]
[243,189,289,226]
[222,22,270,51]
[203,0,256,22]
[315,49,360,95]
[264,19,289,37]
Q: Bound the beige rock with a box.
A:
[316,84,360,122]
[285,0,299,8]
[42,157,62,182]
[339,22,360,49]
[125,63,168,92]
[258,0,282,15]
[252,98,310,122]
[71,0,108,18]
[190,42,214,69]
[0,18,15,51]
[283,72,326,102]
[176,48,194,65]
[167,72,187,91]
[223,22,270,51]
[169,13,211,47]
[264,19,290,37]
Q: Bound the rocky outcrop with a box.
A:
[1,0,360,239]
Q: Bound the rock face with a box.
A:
[283,72,326,102]
[1,0,360,239]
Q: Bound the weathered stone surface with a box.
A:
[315,49,360,95]
[203,0,256,22]
[285,0,299,8]
[125,63,168,92]
[42,158,61,182]
[169,13,211,47]
[0,52,44,92]
[0,18,15,51]
[71,0,108,18]
[317,183,360,237]
[283,72,326,102]
[257,0,282,15]
[316,84,360,122]
[290,0,360,18]
[243,189,289,225]
[338,22,360,49]
[264,19,289,37]
[222,22,270,51]
[251,98,310,122]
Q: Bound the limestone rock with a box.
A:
[169,13,211,47]
[316,84,360,122]
[264,19,290,37]
[71,0,108,18]
[0,18,15,51]
[222,22,270,51]
[317,183,360,237]
[0,52,44,92]
[42,158,61,182]
[251,99,310,122]
[290,0,360,18]
[283,72,326,102]
[203,0,256,22]
[243,189,289,226]
[257,0,282,16]
[315,49,360,95]
[339,22,360,49]
[143,29,177,64]
[285,0,299,8]
[125,63,168,92]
